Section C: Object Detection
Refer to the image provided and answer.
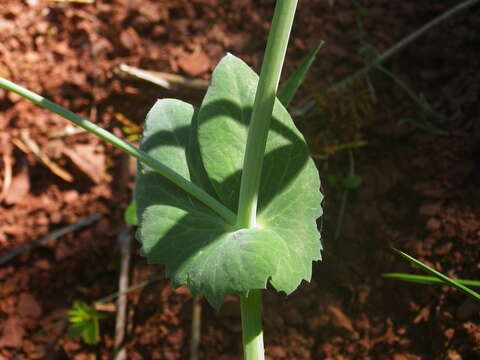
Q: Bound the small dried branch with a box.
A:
[117,63,209,91]
[295,0,480,117]
[0,151,13,202]
[336,0,480,88]
[0,213,101,266]
[17,130,74,182]
[94,274,164,305]
[113,225,132,360]
[190,296,202,360]
[47,0,95,3]
[49,125,86,138]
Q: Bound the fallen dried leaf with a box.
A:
[63,144,106,184]
[178,47,210,77]
[18,131,73,182]
[413,306,430,323]
[17,293,42,319]
[0,317,25,348]
[447,349,462,360]
[3,163,30,205]
[327,305,355,333]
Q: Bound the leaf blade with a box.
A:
[136,56,323,309]
[393,248,480,303]
[382,273,480,288]
[197,54,323,295]
[278,41,324,107]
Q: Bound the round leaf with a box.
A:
[136,56,323,309]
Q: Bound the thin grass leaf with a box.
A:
[382,273,480,288]
[393,248,480,303]
[278,41,324,107]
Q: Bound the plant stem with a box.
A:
[237,1,298,360]
[237,0,298,229]
[0,77,236,225]
[240,290,264,360]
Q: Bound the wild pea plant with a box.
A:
[0,2,323,359]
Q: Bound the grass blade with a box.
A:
[382,273,480,288]
[392,248,480,303]
[278,41,324,107]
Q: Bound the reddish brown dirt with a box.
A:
[1,1,479,359]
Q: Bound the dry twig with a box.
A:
[113,153,134,360]
[0,213,101,266]
[190,296,202,360]
[16,130,74,182]
[113,225,132,360]
[48,0,94,3]
[337,0,480,88]
[296,0,480,116]
[49,125,86,138]
[117,63,209,91]
[0,151,13,202]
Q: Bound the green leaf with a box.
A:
[278,41,324,107]
[68,323,85,339]
[198,54,322,293]
[392,249,480,303]
[68,316,86,324]
[382,273,480,288]
[67,301,103,345]
[82,319,100,345]
[136,99,236,309]
[342,174,362,189]
[326,174,338,187]
[136,55,323,309]
[124,201,138,226]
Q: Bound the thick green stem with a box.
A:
[237,0,298,229]
[240,290,264,360]
[0,77,236,225]
[237,2,298,360]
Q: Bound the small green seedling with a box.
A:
[64,202,136,346]
[327,174,363,200]
[68,301,106,345]
[384,249,480,303]
[124,201,138,226]
[0,2,322,359]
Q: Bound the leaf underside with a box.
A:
[135,54,323,309]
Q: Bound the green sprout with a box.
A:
[67,301,107,345]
